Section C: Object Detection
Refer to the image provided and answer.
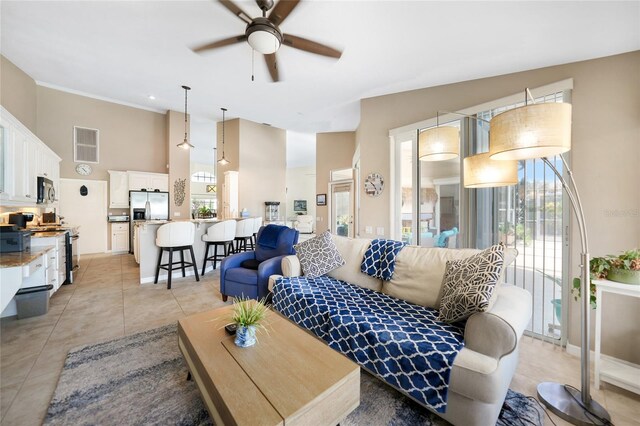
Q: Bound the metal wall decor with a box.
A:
[174,178,186,206]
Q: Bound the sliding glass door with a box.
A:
[392,90,570,342]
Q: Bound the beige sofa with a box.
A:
[271,235,532,426]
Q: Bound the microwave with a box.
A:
[37,177,56,204]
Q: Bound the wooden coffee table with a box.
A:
[178,306,360,426]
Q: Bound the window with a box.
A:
[191,171,215,183]
[391,81,572,343]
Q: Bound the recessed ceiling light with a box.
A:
[148,95,156,100]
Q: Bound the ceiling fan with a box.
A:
[192,0,342,82]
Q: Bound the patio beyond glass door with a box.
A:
[329,181,354,238]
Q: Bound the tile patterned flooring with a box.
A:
[1,253,638,425]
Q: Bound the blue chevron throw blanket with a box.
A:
[360,239,407,281]
[272,276,465,413]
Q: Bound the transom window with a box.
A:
[191,171,215,183]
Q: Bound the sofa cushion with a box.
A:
[294,231,345,278]
[438,244,505,323]
[328,235,383,292]
[383,247,482,309]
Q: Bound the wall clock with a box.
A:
[75,163,93,176]
[364,172,384,197]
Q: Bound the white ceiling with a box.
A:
[1,1,639,138]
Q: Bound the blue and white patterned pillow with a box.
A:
[294,231,345,278]
[361,239,406,281]
[438,244,505,323]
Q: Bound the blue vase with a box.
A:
[234,325,257,347]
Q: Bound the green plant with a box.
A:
[571,249,640,308]
[515,223,532,245]
[609,248,640,271]
[198,205,212,217]
[231,297,269,330]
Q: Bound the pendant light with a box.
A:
[218,107,230,165]
[177,85,194,150]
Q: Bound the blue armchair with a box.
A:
[220,225,299,301]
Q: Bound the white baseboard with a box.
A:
[566,343,640,370]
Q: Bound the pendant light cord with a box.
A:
[221,107,227,158]
[182,85,191,143]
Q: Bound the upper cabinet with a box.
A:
[108,170,169,208]
[108,170,129,208]
[0,107,61,206]
[127,171,168,192]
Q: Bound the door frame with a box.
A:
[327,179,355,238]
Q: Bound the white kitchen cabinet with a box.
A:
[108,170,129,208]
[0,107,61,207]
[31,233,67,292]
[223,171,239,219]
[111,223,130,253]
[128,171,168,192]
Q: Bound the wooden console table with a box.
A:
[593,279,640,394]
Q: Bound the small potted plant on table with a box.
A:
[231,297,269,348]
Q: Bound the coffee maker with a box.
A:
[8,212,34,229]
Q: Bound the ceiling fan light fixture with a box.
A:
[246,18,282,54]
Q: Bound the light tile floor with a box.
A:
[1,253,638,425]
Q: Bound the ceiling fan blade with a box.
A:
[282,34,342,59]
[264,53,279,82]
[268,0,300,27]
[218,0,253,24]
[192,35,247,53]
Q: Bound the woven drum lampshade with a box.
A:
[464,152,518,188]
[489,103,572,161]
[418,126,459,162]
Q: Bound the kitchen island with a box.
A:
[134,219,240,284]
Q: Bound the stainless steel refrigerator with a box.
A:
[129,190,169,253]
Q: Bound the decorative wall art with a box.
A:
[316,194,327,206]
[174,178,186,206]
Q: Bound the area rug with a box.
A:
[45,324,543,426]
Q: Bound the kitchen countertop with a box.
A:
[0,246,55,268]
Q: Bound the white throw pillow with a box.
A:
[438,244,505,323]
[294,231,345,278]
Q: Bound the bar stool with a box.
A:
[251,216,263,250]
[201,220,236,275]
[154,221,199,289]
[234,219,254,253]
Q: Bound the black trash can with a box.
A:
[15,285,54,319]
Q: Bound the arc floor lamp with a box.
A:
[422,91,610,425]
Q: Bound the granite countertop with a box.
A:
[0,246,55,268]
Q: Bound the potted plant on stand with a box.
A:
[572,249,640,308]
[231,297,269,348]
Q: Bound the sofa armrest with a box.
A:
[464,284,532,360]
[281,255,302,277]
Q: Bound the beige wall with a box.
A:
[215,118,240,216]
[238,119,287,219]
[316,132,356,234]
[214,118,286,220]
[286,166,316,226]
[36,86,166,182]
[1,56,37,134]
[166,110,191,219]
[357,51,640,363]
